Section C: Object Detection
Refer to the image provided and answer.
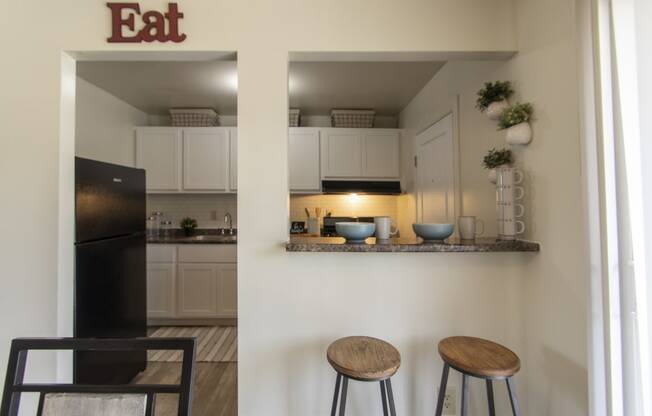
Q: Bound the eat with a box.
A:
[107,2,187,43]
